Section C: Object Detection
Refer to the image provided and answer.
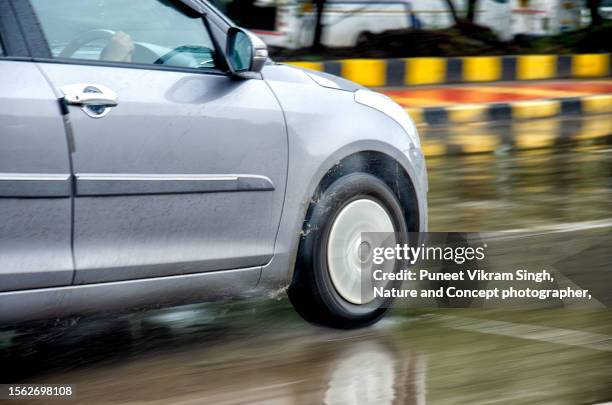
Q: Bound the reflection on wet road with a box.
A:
[2,305,610,404]
[1,117,611,404]
[428,138,612,230]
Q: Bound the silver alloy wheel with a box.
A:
[327,198,396,305]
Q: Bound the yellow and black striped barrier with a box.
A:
[287,54,611,87]
[404,94,612,126]
[409,95,611,156]
[418,113,612,157]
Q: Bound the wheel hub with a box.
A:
[327,198,396,305]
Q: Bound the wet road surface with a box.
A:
[427,134,612,231]
[1,117,611,404]
[2,306,610,404]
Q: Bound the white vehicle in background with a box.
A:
[303,0,417,48]
[210,0,588,49]
[212,0,452,49]
[210,0,536,49]
[508,0,583,39]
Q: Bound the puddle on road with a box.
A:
[2,300,611,405]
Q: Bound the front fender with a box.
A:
[258,65,428,290]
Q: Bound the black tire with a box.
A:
[288,173,409,329]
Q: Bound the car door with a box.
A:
[0,1,74,291]
[25,0,288,284]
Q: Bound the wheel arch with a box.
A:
[307,150,420,231]
[291,150,421,285]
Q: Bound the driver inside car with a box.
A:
[100,31,135,62]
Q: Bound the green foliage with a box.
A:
[527,21,612,54]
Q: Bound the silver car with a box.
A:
[0,0,427,329]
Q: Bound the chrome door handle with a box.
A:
[61,84,118,106]
[64,91,118,106]
[60,83,119,118]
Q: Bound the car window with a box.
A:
[30,0,218,70]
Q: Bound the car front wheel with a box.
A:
[288,173,408,329]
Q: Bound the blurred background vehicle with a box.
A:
[211,0,423,49]
[210,0,600,49]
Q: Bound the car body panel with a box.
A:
[0,61,74,292]
[0,267,261,324]
[258,63,428,290]
[36,62,289,284]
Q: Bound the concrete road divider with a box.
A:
[405,94,612,126]
[287,54,611,87]
[418,114,612,157]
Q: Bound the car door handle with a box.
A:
[61,83,119,107]
[60,84,119,118]
[65,92,118,107]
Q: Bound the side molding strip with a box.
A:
[0,173,71,197]
[0,173,275,197]
[75,174,275,196]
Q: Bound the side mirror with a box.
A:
[226,27,268,77]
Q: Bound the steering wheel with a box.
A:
[59,29,117,59]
